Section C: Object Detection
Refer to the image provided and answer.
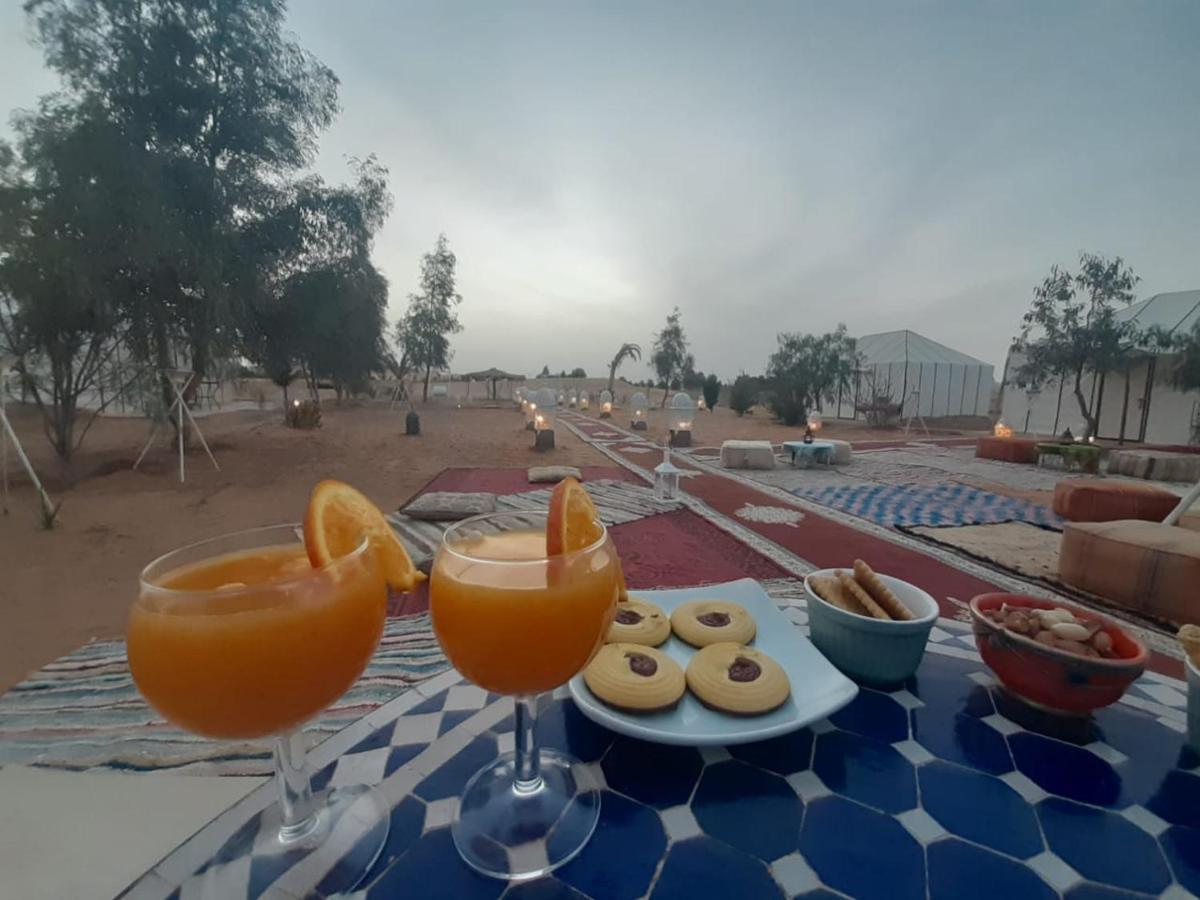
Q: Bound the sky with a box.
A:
[2,1,1198,379]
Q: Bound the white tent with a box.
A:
[841,330,996,420]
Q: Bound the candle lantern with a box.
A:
[569,391,578,408]
[557,392,566,406]
[533,388,557,450]
[668,392,695,447]
[579,391,590,411]
[524,396,538,431]
[654,446,683,500]
[599,389,613,419]
[630,391,648,430]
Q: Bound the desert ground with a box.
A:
[0,387,987,691]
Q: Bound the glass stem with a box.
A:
[274,731,319,843]
[513,694,543,794]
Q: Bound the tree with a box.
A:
[702,374,721,411]
[1013,253,1140,438]
[538,364,551,378]
[0,105,143,463]
[766,325,859,426]
[569,367,587,378]
[651,308,693,406]
[23,0,340,413]
[399,234,463,401]
[606,342,641,395]
[729,375,757,416]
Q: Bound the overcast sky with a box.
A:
[3,1,1198,378]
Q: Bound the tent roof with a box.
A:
[463,368,525,380]
[1117,290,1200,337]
[856,330,990,367]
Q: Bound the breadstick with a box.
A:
[853,560,914,621]
[812,575,865,615]
[837,571,892,621]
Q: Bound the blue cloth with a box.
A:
[794,482,1063,529]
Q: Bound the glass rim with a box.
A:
[439,510,609,566]
[138,522,371,599]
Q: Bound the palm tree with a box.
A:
[607,343,642,396]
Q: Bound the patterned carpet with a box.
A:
[0,613,447,774]
[792,482,1064,529]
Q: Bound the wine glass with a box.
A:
[128,524,391,894]
[430,511,620,880]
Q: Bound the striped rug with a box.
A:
[793,482,1063,529]
[0,614,447,775]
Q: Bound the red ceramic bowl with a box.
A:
[969,594,1147,714]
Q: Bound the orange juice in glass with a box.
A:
[129,524,391,894]
[430,509,619,880]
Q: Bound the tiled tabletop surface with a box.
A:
[121,600,1197,900]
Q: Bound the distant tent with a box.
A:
[463,368,526,400]
[850,330,995,420]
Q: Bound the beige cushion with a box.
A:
[1058,519,1200,623]
[402,492,497,521]
[528,465,583,483]
[825,439,852,466]
[720,440,775,470]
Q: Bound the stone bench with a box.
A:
[719,440,776,470]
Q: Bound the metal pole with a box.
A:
[0,400,55,521]
[2,373,8,514]
[178,384,185,484]
[177,384,220,472]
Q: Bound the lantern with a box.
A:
[698,397,707,411]
[533,388,556,450]
[557,392,566,406]
[599,389,613,419]
[654,446,683,500]
[569,391,578,408]
[524,396,538,430]
[630,391,648,430]
[993,421,1013,438]
[579,391,590,411]
[807,414,823,433]
[668,392,695,447]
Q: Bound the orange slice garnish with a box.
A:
[304,479,426,591]
[546,477,604,555]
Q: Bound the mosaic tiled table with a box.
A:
[120,602,1198,900]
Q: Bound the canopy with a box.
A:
[462,368,526,400]
[852,330,995,419]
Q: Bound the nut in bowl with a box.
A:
[803,562,939,684]
[970,594,1147,715]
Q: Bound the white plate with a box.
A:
[568,578,858,746]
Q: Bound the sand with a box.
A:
[0,400,607,691]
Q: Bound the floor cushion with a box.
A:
[1058,520,1200,622]
[720,440,776,470]
[1053,479,1179,523]
[976,436,1039,464]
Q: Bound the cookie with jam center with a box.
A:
[670,599,756,648]
[605,597,671,646]
[685,642,790,715]
[583,643,685,713]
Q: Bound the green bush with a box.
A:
[702,374,721,411]
[730,375,756,416]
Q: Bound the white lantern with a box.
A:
[654,446,683,500]
[557,392,565,406]
[631,391,648,430]
[579,391,590,411]
[569,391,578,408]
[534,388,557,432]
[524,396,538,429]
[668,392,696,446]
[599,389,613,418]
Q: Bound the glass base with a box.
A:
[452,749,600,881]
[194,784,390,896]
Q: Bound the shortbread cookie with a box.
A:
[606,597,670,646]
[685,643,790,715]
[670,600,756,647]
[583,643,685,713]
